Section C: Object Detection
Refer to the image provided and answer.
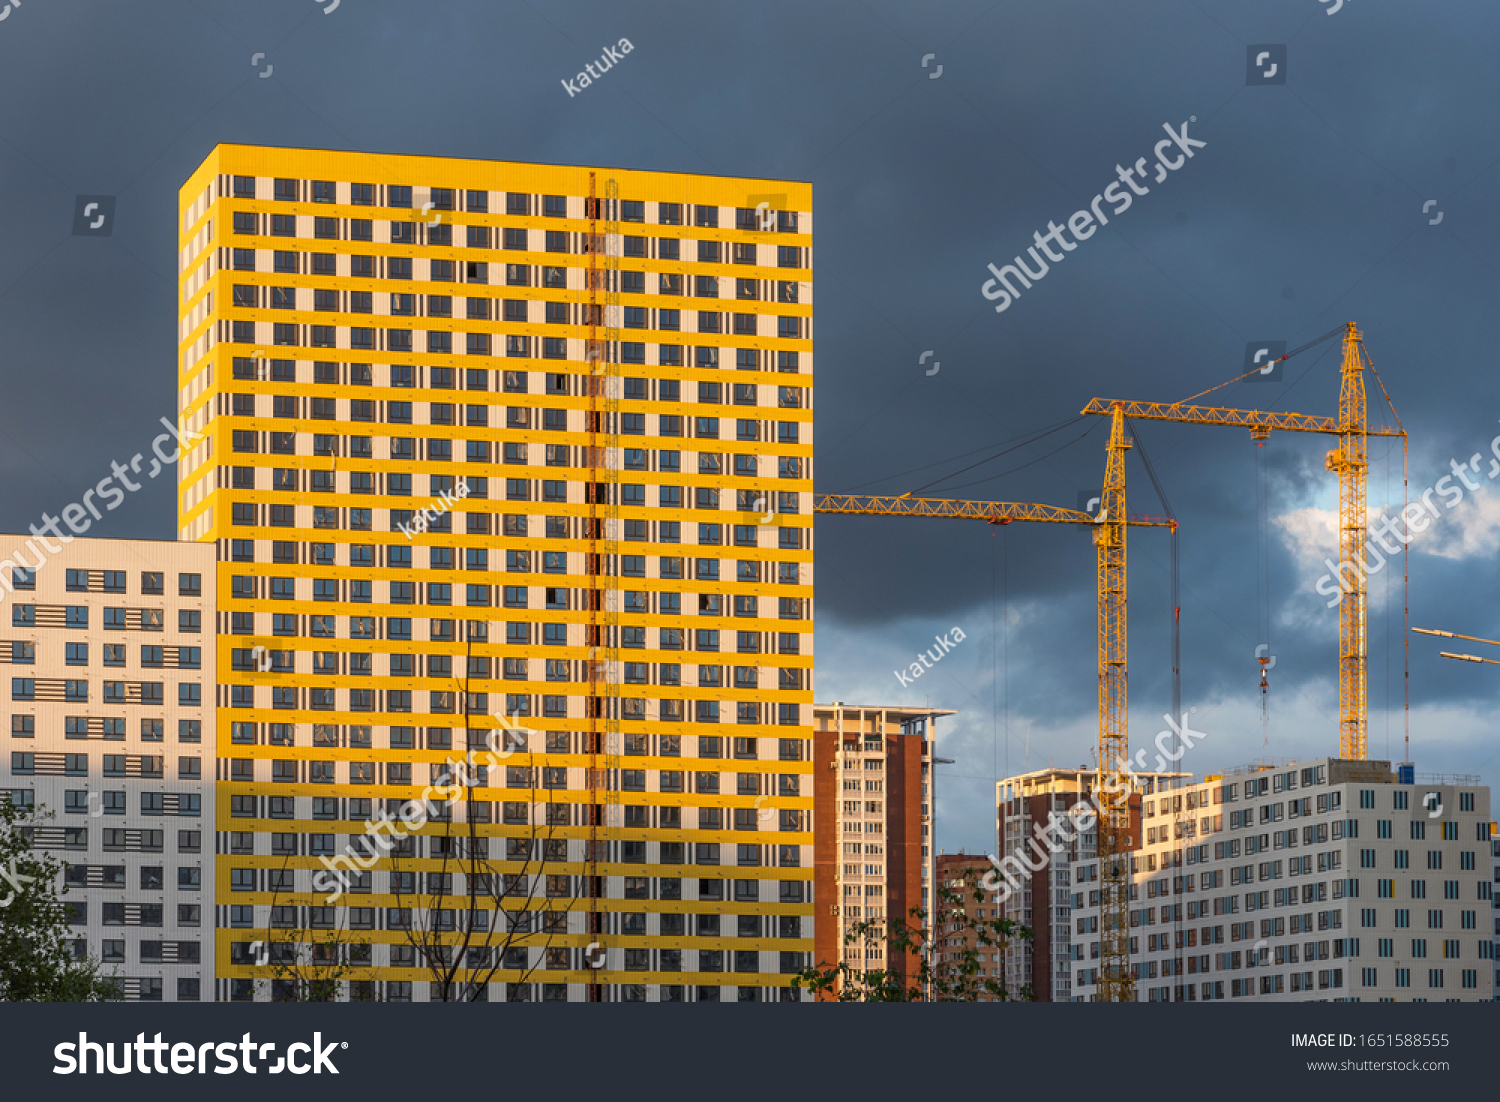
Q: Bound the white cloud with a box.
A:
[1411,490,1500,561]
[1275,505,1336,564]
[1269,493,1500,618]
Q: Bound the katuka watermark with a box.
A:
[312,717,531,902]
[0,416,202,605]
[561,39,634,97]
[1314,421,1500,607]
[893,626,967,687]
[980,118,1207,315]
[979,711,1209,899]
[396,479,470,539]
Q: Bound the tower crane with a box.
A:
[815,405,1175,1002]
[1082,322,1405,760]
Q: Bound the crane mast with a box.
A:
[1330,324,1369,760]
[1094,404,1134,1003]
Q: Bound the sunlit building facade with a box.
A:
[177,146,814,1001]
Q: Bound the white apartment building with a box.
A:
[1040,757,1493,1002]
[1,535,215,1001]
[995,766,1186,1001]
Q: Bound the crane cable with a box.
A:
[907,417,1098,496]
[1125,419,1179,736]
[835,416,1087,495]
[1177,326,1347,405]
[1255,441,1271,749]
[1358,343,1409,765]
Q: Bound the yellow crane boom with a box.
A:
[1083,322,1405,761]
[1077,400,1402,440]
[813,493,1172,528]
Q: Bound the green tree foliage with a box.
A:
[0,800,118,1001]
[794,868,1033,1002]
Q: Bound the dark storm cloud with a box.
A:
[1,0,1497,852]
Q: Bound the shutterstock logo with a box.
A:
[1244,341,1286,382]
[981,118,1207,315]
[54,1033,344,1075]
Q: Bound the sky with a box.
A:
[1,0,1499,856]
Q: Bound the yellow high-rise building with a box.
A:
[176,146,813,1002]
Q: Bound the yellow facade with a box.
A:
[176,145,813,1001]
